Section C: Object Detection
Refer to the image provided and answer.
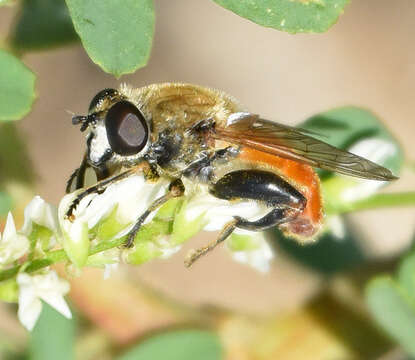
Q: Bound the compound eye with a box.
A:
[89,88,118,112]
[105,101,148,156]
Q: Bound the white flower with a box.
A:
[21,196,59,236]
[227,231,274,273]
[325,215,346,240]
[0,212,29,265]
[341,138,397,202]
[61,174,274,271]
[58,175,170,267]
[60,175,170,238]
[17,270,71,331]
[183,182,269,232]
[183,184,274,272]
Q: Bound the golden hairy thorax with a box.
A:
[119,83,243,135]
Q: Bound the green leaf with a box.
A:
[117,329,222,360]
[0,0,13,6]
[154,198,183,221]
[228,232,261,251]
[94,205,126,241]
[213,0,349,33]
[0,279,18,302]
[29,302,75,360]
[10,0,78,51]
[0,192,12,215]
[171,200,206,246]
[65,0,154,77]
[276,219,366,275]
[0,50,36,121]
[398,252,415,302]
[366,277,415,357]
[0,123,34,185]
[62,221,89,267]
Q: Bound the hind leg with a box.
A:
[185,169,306,267]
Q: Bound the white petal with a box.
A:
[3,212,17,239]
[21,196,59,235]
[184,191,268,232]
[0,213,29,264]
[35,272,71,318]
[103,263,118,279]
[348,138,397,163]
[228,233,274,273]
[17,271,72,330]
[17,273,42,331]
[156,236,181,259]
[18,296,42,331]
[40,292,72,319]
[342,139,397,202]
[59,175,170,243]
[326,215,346,240]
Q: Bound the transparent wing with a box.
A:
[215,114,397,181]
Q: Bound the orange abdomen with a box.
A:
[239,147,324,239]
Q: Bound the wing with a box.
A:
[214,113,397,181]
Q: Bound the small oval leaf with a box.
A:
[117,329,223,360]
[213,0,349,33]
[65,0,155,77]
[366,277,415,357]
[11,0,78,51]
[0,49,36,121]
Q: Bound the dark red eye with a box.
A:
[105,101,148,156]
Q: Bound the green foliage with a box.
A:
[0,192,12,216]
[0,279,18,302]
[276,223,366,275]
[366,275,415,357]
[65,0,155,77]
[11,0,78,51]
[28,303,75,360]
[0,123,34,185]
[0,0,13,6]
[117,329,223,360]
[213,0,349,33]
[0,50,36,121]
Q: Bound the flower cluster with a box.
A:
[0,175,275,331]
[0,197,71,331]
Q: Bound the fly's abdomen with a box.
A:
[238,147,324,240]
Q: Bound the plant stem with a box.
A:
[326,192,415,215]
[0,236,126,282]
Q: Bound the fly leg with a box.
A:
[65,162,154,221]
[185,169,306,267]
[185,220,237,267]
[124,179,185,247]
[66,154,88,193]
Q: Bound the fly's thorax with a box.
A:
[83,83,245,174]
[118,83,243,132]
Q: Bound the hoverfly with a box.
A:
[66,83,397,266]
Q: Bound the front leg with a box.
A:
[65,162,154,220]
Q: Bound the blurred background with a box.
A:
[0,0,415,359]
